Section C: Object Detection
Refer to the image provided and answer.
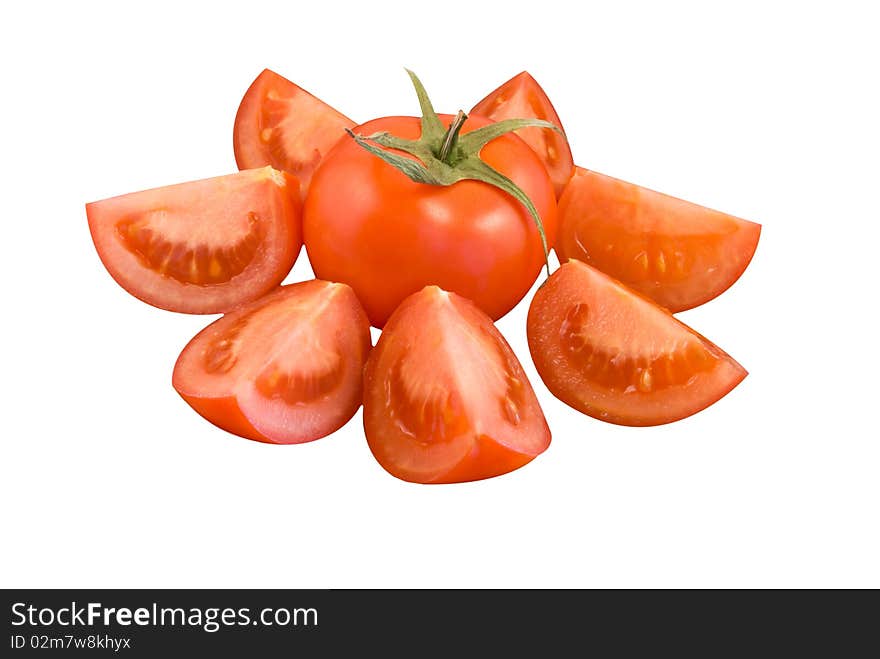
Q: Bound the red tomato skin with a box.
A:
[177,394,268,443]
[363,286,551,484]
[434,433,539,485]
[527,260,747,427]
[556,167,761,312]
[172,281,372,444]
[87,168,302,315]
[233,69,355,197]
[471,71,575,198]
[303,115,557,328]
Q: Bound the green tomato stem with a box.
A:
[438,110,468,163]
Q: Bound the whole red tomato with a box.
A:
[302,112,557,328]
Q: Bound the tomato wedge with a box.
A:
[173,280,371,444]
[527,260,747,426]
[556,167,761,312]
[363,286,550,483]
[87,167,302,314]
[471,71,575,198]
[233,69,355,196]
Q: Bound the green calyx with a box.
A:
[345,69,561,275]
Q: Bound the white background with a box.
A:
[1,0,877,588]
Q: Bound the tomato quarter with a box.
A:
[234,69,355,196]
[87,167,302,314]
[364,286,551,483]
[173,280,371,444]
[527,260,747,426]
[472,71,575,198]
[556,167,761,312]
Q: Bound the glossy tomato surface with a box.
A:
[87,167,302,314]
[527,260,747,426]
[233,69,355,196]
[472,71,575,198]
[304,114,557,328]
[173,280,371,444]
[364,286,550,483]
[556,167,761,312]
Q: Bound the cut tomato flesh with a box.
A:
[471,71,575,198]
[363,286,550,483]
[87,167,302,314]
[527,260,747,426]
[173,281,372,444]
[556,167,761,312]
[233,69,355,196]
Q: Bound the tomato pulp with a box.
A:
[556,167,761,312]
[234,69,355,197]
[173,280,371,444]
[527,260,747,426]
[364,286,551,483]
[87,167,302,314]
